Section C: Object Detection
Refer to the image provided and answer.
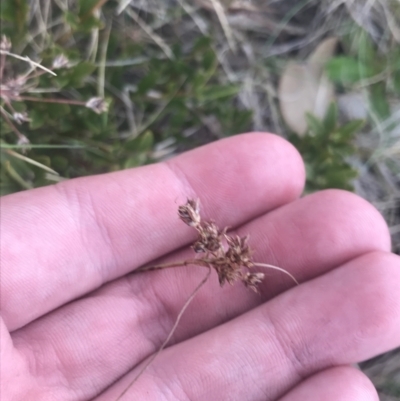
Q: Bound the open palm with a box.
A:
[2,133,400,401]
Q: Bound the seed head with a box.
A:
[194,221,221,253]
[215,261,242,286]
[13,112,31,124]
[243,272,265,293]
[52,54,70,69]
[225,235,253,268]
[85,97,108,114]
[177,199,265,293]
[178,199,201,228]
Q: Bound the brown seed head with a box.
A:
[196,221,221,252]
[243,272,265,292]
[178,199,201,227]
[176,199,266,293]
[215,261,242,286]
[225,235,253,268]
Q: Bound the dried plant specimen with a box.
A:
[115,199,298,400]
[138,198,298,290]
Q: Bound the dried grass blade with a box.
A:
[0,51,56,76]
[209,0,236,51]
[4,149,59,175]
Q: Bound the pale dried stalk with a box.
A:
[0,50,57,76]
[209,0,236,51]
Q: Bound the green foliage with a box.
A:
[326,29,400,121]
[122,35,251,141]
[124,131,154,169]
[0,1,252,195]
[326,57,376,83]
[1,0,29,41]
[289,103,364,192]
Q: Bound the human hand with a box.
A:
[2,133,399,401]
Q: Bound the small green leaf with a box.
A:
[29,109,46,130]
[137,131,154,152]
[305,113,323,134]
[339,120,365,138]
[78,0,100,17]
[198,85,239,102]
[323,103,338,135]
[357,31,376,64]
[125,131,154,153]
[124,154,147,169]
[192,73,208,93]
[202,49,216,71]
[64,11,80,30]
[326,57,375,84]
[393,71,400,94]
[369,83,390,120]
[68,62,96,87]
[3,160,33,190]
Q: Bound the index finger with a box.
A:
[1,133,305,331]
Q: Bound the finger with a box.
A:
[278,366,378,401]
[0,318,32,401]
[1,133,305,331]
[92,251,400,401]
[11,197,393,401]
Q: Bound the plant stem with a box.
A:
[136,260,299,286]
[254,262,299,285]
[17,96,86,106]
[135,259,208,273]
[0,50,56,76]
[115,266,211,401]
[0,53,6,83]
[0,106,27,143]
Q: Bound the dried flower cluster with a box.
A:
[178,199,265,292]
[119,198,298,401]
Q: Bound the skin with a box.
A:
[1,133,400,401]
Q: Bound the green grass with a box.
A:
[0,1,399,231]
